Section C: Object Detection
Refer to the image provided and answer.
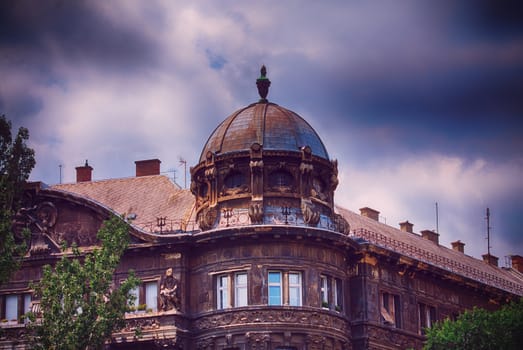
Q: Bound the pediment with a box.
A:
[14,185,151,256]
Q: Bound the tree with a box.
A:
[0,114,35,284]
[28,215,140,350]
[423,298,523,350]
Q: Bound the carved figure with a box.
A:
[301,199,320,226]
[160,268,180,311]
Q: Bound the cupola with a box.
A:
[190,67,348,233]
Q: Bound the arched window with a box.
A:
[269,170,293,188]
[224,172,245,188]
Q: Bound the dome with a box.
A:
[199,102,329,162]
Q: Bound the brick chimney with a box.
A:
[421,229,439,244]
[511,255,523,273]
[451,240,465,253]
[135,159,161,177]
[482,253,499,267]
[360,207,380,221]
[399,221,414,233]
[76,160,93,182]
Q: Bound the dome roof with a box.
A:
[199,102,329,162]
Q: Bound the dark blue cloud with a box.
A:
[0,0,158,72]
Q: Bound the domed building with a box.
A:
[1,67,522,349]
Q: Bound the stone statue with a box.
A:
[159,268,180,311]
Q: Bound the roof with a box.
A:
[199,102,329,162]
[50,176,522,295]
[52,175,197,233]
[336,206,523,296]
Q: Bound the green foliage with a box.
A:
[424,298,523,350]
[0,114,35,285]
[28,216,140,350]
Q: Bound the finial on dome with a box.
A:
[256,65,271,103]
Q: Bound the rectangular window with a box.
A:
[288,272,302,306]
[217,275,229,309]
[145,281,158,311]
[215,271,249,310]
[320,275,328,305]
[128,286,139,308]
[268,271,282,305]
[381,292,401,328]
[1,294,32,324]
[235,273,248,307]
[5,295,18,321]
[334,278,343,311]
[419,303,436,334]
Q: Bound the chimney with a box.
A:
[359,207,380,221]
[511,255,523,273]
[451,240,465,253]
[482,253,499,267]
[421,229,439,244]
[399,220,414,233]
[135,159,161,177]
[76,160,93,182]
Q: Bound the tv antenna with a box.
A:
[179,157,187,189]
[435,202,439,234]
[485,207,492,256]
[59,164,63,184]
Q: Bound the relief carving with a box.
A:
[301,199,320,226]
[198,207,218,231]
[15,201,59,255]
[333,213,350,234]
[249,202,264,224]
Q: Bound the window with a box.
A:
[419,303,436,334]
[235,273,248,307]
[1,293,32,324]
[381,292,401,328]
[269,170,293,188]
[145,282,158,312]
[320,275,343,311]
[224,172,245,188]
[217,275,229,309]
[320,275,328,306]
[268,271,282,305]
[127,281,158,312]
[268,271,302,306]
[289,273,302,306]
[216,271,249,309]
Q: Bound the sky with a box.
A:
[1,0,522,263]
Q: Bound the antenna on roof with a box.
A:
[435,202,439,234]
[59,164,63,184]
[179,157,187,189]
[486,207,492,256]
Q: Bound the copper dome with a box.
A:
[199,102,329,162]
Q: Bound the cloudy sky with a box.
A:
[1,0,522,262]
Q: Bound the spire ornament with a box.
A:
[256,65,271,102]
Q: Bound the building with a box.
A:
[1,67,522,349]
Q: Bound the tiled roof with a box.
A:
[52,175,197,233]
[48,177,522,295]
[337,206,523,296]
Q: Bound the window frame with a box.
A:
[126,279,159,313]
[381,291,401,328]
[214,270,249,310]
[1,293,32,324]
[267,270,303,307]
[419,302,437,334]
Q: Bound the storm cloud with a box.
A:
[1,0,522,261]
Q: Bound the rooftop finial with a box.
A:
[256,65,271,103]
